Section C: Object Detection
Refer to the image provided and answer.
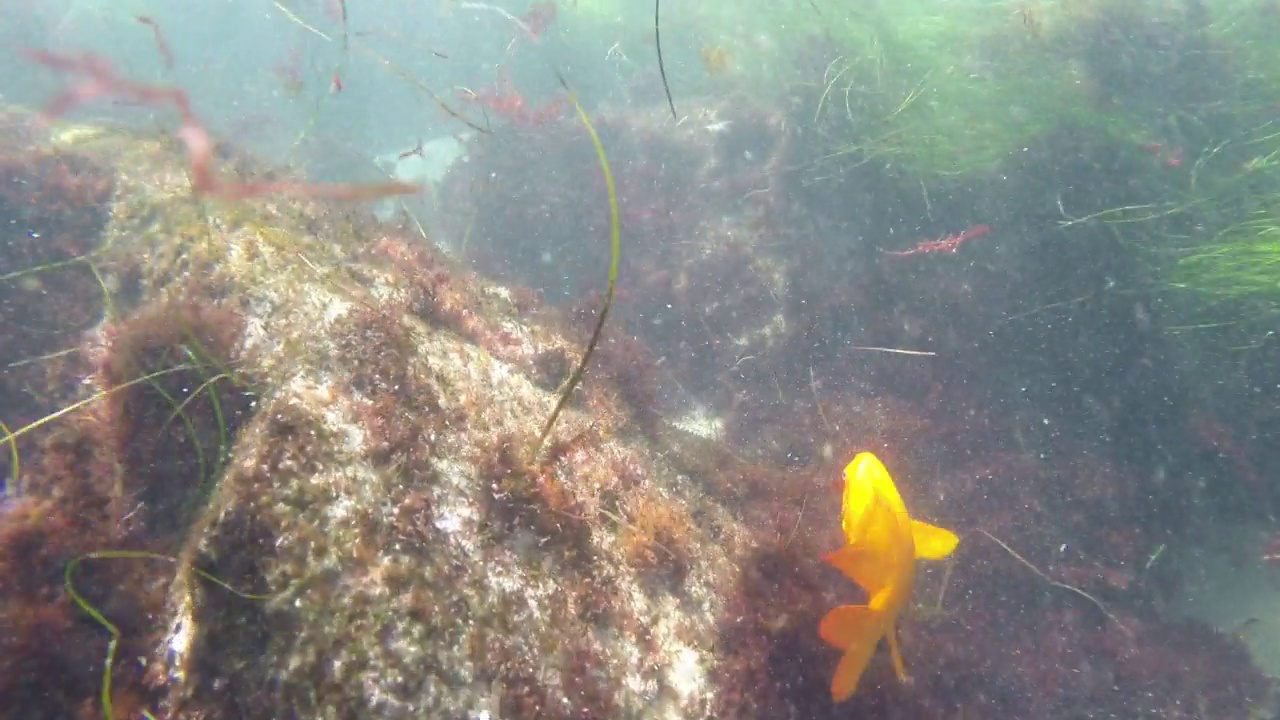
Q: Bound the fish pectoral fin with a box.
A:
[822,545,887,596]
[820,604,884,702]
[910,519,960,560]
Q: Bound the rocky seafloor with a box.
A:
[0,95,1275,720]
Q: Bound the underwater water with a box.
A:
[2,0,1280,718]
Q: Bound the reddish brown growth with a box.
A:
[589,333,663,432]
[0,494,125,719]
[0,147,115,470]
[1186,410,1267,510]
[558,638,619,719]
[457,71,568,127]
[393,489,435,550]
[478,436,596,564]
[92,296,252,539]
[712,541,837,720]
[24,50,419,202]
[0,425,172,719]
[619,491,693,585]
[371,235,484,333]
[881,223,992,257]
[95,298,244,387]
[331,306,453,475]
[530,346,572,391]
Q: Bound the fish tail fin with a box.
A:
[885,623,909,682]
[819,604,886,702]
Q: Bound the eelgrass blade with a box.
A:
[535,74,621,456]
[655,0,677,121]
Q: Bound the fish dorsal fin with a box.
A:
[823,544,889,597]
[910,519,959,560]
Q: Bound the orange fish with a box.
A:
[820,452,959,702]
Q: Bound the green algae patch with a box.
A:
[1173,205,1280,306]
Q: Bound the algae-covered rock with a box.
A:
[0,107,769,720]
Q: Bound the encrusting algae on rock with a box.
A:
[820,452,959,702]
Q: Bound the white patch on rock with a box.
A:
[483,285,514,303]
[671,407,725,440]
[432,460,482,553]
[487,357,514,385]
[666,645,705,702]
[315,388,367,455]
[311,289,352,326]
[165,611,192,682]
[240,314,268,355]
